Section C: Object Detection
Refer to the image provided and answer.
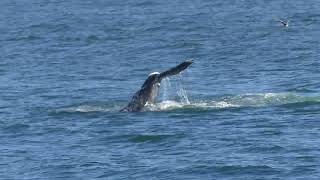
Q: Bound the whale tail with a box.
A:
[159,60,193,81]
[121,60,193,112]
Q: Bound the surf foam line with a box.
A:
[145,92,320,112]
[53,93,320,113]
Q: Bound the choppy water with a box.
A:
[1,0,320,179]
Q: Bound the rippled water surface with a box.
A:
[1,0,320,179]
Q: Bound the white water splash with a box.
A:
[177,74,190,104]
[159,75,190,104]
[161,77,172,102]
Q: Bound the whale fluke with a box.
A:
[159,60,193,80]
[121,60,193,112]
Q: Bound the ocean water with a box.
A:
[1,0,320,179]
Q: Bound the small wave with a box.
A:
[208,92,320,109]
[5,35,42,42]
[183,164,280,175]
[28,23,70,32]
[215,165,279,175]
[129,134,179,143]
[58,105,107,113]
[242,145,285,153]
[2,123,30,134]
[221,93,302,107]
[54,103,123,114]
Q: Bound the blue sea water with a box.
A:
[1,0,320,179]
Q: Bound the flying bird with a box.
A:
[275,18,289,27]
[279,19,289,27]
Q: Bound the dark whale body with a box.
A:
[121,60,193,112]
